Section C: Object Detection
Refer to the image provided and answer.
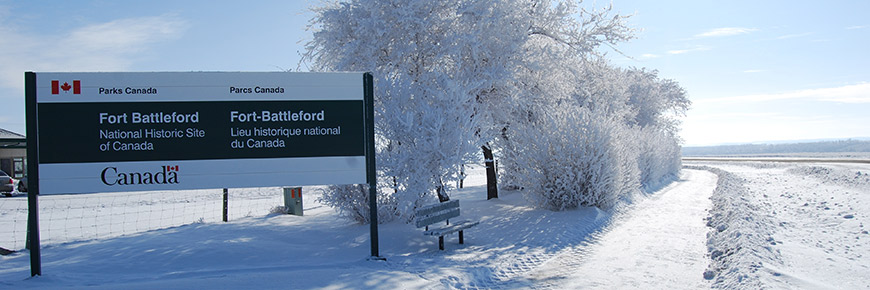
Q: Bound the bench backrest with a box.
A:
[414,199,460,228]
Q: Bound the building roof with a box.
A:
[0,128,26,149]
[0,128,24,139]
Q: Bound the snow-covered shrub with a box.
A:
[268,205,289,215]
[635,126,682,190]
[620,67,688,190]
[317,184,398,224]
[509,105,637,210]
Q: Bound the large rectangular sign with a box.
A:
[27,72,371,194]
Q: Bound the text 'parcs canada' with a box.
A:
[229,86,285,94]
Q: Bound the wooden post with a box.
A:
[459,164,465,189]
[482,145,498,200]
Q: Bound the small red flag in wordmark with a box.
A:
[51,80,81,94]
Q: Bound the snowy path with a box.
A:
[525,169,716,289]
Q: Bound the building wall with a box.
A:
[0,148,25,159]
[0,148,26,178]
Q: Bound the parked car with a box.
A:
[17,175,27,193]
[0,170,14,196]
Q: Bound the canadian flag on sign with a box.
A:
[51,80,81,94]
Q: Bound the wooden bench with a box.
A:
[414,200,479,250]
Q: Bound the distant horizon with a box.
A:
[683,136,870,148]
[682,137,870,148]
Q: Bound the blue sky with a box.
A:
[1,1,867,146]
[610,1,870,145]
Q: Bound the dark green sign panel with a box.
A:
[37,100,364,163]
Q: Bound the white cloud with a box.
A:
[667,45,711,55]
[68,17,185,54]
[694,27,758,38]
[698,83,870,104]
[776,32,812,40]
[846,25,867,30]
[0,14,187,91]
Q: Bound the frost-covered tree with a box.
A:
[303,0,534,221]
[303,0,689,218]
[495,2,637,199]
[622,67,691,134]
[496,4,692,208]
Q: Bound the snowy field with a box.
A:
[2,160,869,289]
[685,152,870,160]
[686,159,870,289]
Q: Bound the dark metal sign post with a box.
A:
[363,73,382,260]
[24,72,41,276]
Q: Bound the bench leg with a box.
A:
[439,236,445,250]
[459,230,465,244]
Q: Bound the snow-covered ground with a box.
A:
[2,160,868,289]
[688,160,870,289]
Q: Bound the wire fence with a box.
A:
[0,187,286,250]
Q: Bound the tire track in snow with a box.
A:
[423,197,616,290]
[458,208,614,290]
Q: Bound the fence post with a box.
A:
[222,188,228,222]
[25,224,30,250]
